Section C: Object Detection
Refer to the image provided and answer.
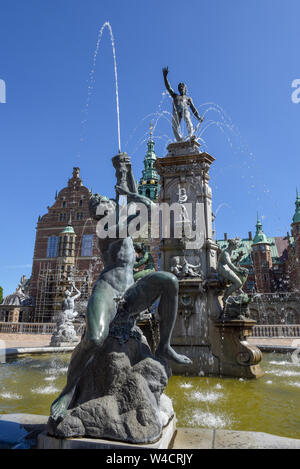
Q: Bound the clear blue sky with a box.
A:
[1,0,299,295]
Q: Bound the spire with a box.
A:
[138,123,161,201]
[149,122,153,140]
[292,188,300,224]
[256,212,262,230]
[252,215,269,245]
[146,122,156,156]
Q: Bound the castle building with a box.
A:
[287,190,300,292]
[251,216,274,292]
[217,196,300,324]
[217,217,289,295]
[28,167,103,322]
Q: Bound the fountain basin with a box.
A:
[0,352,300,441]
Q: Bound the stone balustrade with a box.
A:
[0,322,84,335]
[1,321,300,339]
[252,324,300,337]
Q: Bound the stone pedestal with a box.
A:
[212,319,264,379]
[38,416,176,449]
[50,314,79,347]
[47,328,175,444]
[155,140,218,276]
[155,141,263,378]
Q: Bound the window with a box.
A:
[79,199,83,207]
[62,201,66,208]
[59,213,66,222]
[81,234,93,256]
[47,236,58,258]
[77,212,83,221]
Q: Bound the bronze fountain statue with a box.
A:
[163,66,204,142]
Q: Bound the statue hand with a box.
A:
[115,185,130,196]
[162,66,169,76]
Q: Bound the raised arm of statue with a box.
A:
[162,67,176,99]
[71,283,81,301]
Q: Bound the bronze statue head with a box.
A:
[178,83,187,95]
[228,238,240,250]
[89,194,116,220]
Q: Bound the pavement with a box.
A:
[0,333,52,348]
[248,337,300,347]
[0,333,299,349]
[1,414,300,449]
[173,428,300,449]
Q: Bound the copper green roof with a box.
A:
[61,224,75,234]
[292,189,300,224]
[252,216,269,245]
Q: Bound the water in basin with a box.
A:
[0,352,299,439]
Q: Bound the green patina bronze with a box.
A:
[133,243,156,281]
[217,238,250,318]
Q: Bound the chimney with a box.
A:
[224,233,227,240]
[248,231,252,241]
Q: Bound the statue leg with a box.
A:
[184,111,194,139]
[172,112,183,142]
[124,271,192,364]
[223,271,243,301]
[50,281,117,421]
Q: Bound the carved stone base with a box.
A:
[213,319,263,379]
[222,295,251,321]
[39,416,176,449]
[166,140,201,156]
[47,331,174,444]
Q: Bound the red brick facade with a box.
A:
[29,168,103,322]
